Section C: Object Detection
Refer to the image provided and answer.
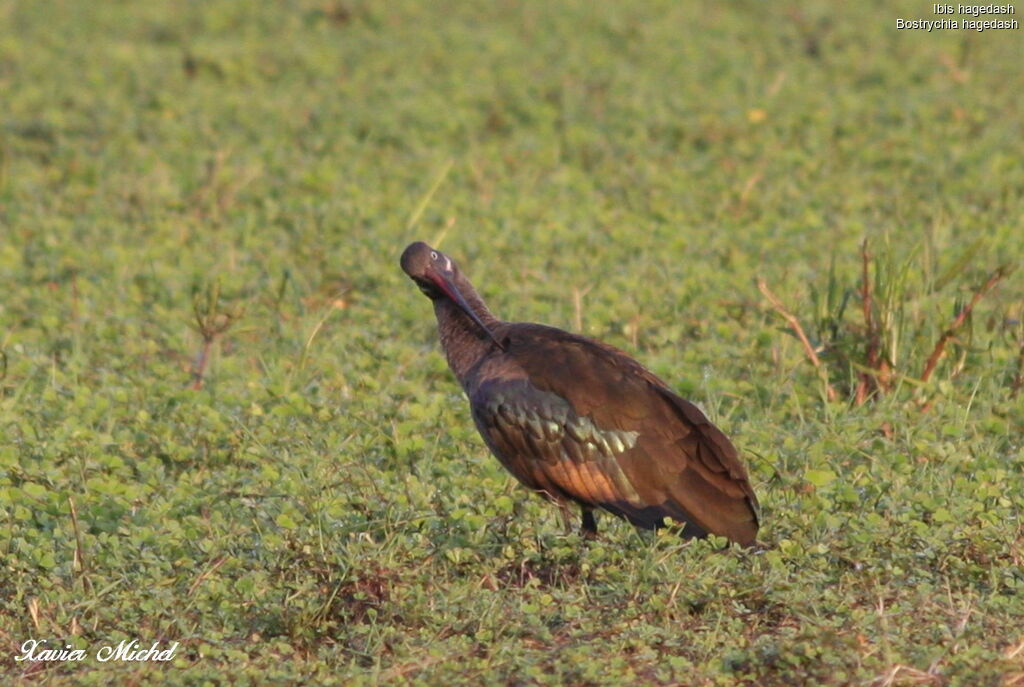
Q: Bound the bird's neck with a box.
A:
[433,288,501,390]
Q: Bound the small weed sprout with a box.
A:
[760,238,1014,407]
[1015,334,1024,398]
[189,279,245,390]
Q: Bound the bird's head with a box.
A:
[400,241,462,300]
[400,241,505,349]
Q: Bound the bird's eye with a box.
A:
[430,251,438,261]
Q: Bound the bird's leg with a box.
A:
[558,503,575,535]
[581,508,598,539]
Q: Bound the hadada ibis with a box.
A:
[400,241,760,546]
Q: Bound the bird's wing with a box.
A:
[471,377,648,509]
[470,324,759,545]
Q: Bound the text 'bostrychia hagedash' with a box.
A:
[400,242,760,546]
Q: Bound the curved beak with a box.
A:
[427,269,506,351]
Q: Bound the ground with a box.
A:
[1,1,1023,684]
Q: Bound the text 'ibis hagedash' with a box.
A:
[400,242,760,546]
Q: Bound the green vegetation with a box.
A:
[2,1,1022,684]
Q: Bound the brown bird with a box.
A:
[400,241,760,546]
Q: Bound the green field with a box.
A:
[2,1,1023,684]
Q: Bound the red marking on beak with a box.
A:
[429,271,506,351]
